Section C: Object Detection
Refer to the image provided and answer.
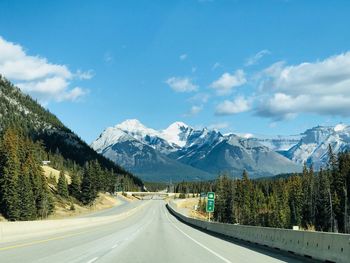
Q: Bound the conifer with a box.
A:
[57,170,69,199]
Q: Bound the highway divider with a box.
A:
[167,202,350,263]
[0,200,150,243]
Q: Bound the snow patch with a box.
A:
[161,121,191,147]
[334,123,347,132]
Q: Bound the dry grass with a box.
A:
[48,193,121,219]
[176,197,199,209]
[116,192,138,202]
[175,197,209,220]
[42,165,121,219]
[42,165,71,184]
[190,210,208,220]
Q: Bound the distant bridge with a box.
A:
[124,192,176,200]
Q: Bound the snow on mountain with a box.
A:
[285,125,350,169]
[160,121,192,147]
[91,127,134,153]
[92,119,350,181]
[112,119,177,154]
[181,133,301,178]
[115,119,159,140]
[334,123,347,132]
[91,119,302,180]
[91,119,212,182]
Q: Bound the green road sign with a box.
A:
[206,199,215,212]
[200,192,207,198]
[207,192,215,200]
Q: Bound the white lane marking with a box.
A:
[112,242,120,249]
[86,257,99,263]
[165,209,232,263]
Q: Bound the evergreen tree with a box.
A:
[18,167,36,220]
[240,170,252,225]
[0,128,20,220]
[69,172,81,199]
[301,164,315,229]
[80,162,97,205]
[57,170,69,198]
[315,169,332,231]
[214,174,233,223]
[288,176,303,226]
[36,174,54,218]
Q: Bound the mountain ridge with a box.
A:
[92,119,304,181]
[0,76,142,187]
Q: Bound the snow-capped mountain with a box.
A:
[92,119,302,181]
[284,124,350,169]
[173,132,301,178]
[160,121,193,148]
[91,120,212,181]
[92,119,181,154]
[92,119,350,181]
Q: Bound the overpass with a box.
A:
[123,191,176,199]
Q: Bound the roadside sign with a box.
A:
[207,192,215,200]
[206,199,215,212]
[200,192,207,198]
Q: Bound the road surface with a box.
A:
[0,199,315,263]
[78,195,141,218]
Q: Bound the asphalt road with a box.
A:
[78,195,140,218]
[0,199,315,263]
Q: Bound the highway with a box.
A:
[0,199,315,263]
[78,195,141,218]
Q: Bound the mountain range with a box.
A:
[93,119,349,182]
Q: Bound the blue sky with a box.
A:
[1,0,350,143]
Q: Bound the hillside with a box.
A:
[0,76,142,187]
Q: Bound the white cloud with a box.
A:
[208,122,229,130]
[210,70,246,95]
[76,69,94,80]
[185,105,203,117]
[180,54,187,61]
[166,77,198,92]
[212,62,221,70]
[59,87,88,102]
[245,49,270,66]
[188,93,210,103]
[0,36,90,103]
[215,96,251,115]
[257,52,350,119]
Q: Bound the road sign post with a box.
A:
[206,192,215,221]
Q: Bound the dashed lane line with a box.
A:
[86,256,99,263]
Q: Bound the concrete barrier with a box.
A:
[167,203,350,263]
[0,201,150,243]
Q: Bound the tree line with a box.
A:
[55,159,140,206]
[0,127,140,221]
[0,75,143,190]
[175,146,350,233]
[0,127,54,220]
